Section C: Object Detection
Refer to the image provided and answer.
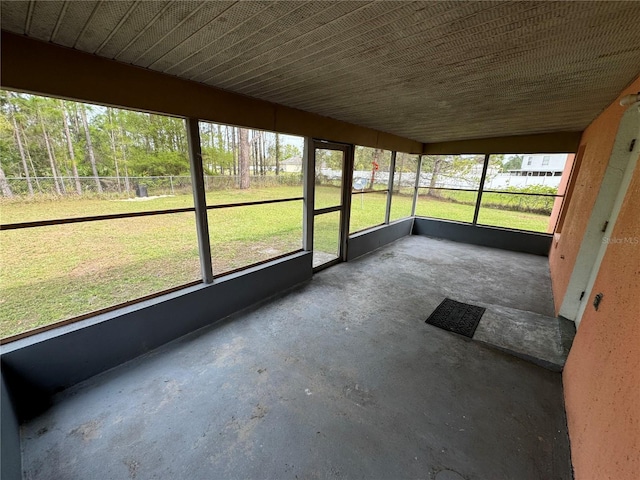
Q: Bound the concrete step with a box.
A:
[472,303,576,372]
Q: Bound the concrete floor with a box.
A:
[21,236,572,480]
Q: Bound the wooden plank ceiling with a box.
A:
[2,1,640,143]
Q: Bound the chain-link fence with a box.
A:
[3,174,304,199]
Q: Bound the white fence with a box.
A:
[322,169,563,190]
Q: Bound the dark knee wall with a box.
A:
[1,372,22,480]
[412,217,552,256]
[1,252,313,421]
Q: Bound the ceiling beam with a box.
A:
[424,132,582,155]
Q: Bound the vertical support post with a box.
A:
[186,118,213,284]
[385,151,396,224]
[411,155,423,217]
[340,144,355,261]
[302,137,314,251]
[472,153,491,225]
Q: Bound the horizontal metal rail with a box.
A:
[481,190,563,198]
[416,186,480,193]
[351,189,389,195]
[206,196,303,210]
[0,197,304,231]
[0,207,196,230]
[314,205,342,215]
[416,185,563,198]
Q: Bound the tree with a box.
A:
[238,128,250,189]
[369,148,383,189]
[79,105,102,193]
[60,101,82,194]
[118,125,131,194]
[280,144,301,161]
[260,131,268,175]
[501,155,523,172]
[231,127,238,176]
[0,162,13,197]
[422,154,485,194]
[37,103,64,195]
[394,152,417,194]
[275,133,280,175]
[427,156,443,196]
[129,150,189,176]
[9,103,33,195]
[8,95,42,193]
[105,108,122,192]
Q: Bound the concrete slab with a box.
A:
[20,236,572,480]
[473,304,568,371]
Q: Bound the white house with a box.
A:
[483,154,570,189]
[509,154,567,177]
[280,156,303,173]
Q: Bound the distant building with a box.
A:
[508,154,566,178]
[280,156,302,173]
[483,153,569,189]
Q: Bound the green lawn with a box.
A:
[0,185,551,338]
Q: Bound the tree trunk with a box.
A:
[80,105,103,193]
[232,128,237,176]
[275,133,280,176]
[109,129,122,192]
[251,131,258,176]
[225,126,233,175]
[255,131,261,175]
[261,132,267,175]
[396,154,404,194]
[238,128,250,190]
[216,124,224,174]
[43,128,62,195]
[209,123,215,148]
[258,132,263,175]
[61,101,82,195]
[22,130,42,192]
[107,109,122,192]
[10,108,33,196]
[370,148,383,189]
[428,157,442,197]
[148,113,156,153]
[119,127,131,194]
[0,163,13,198]
[38,108,63,195]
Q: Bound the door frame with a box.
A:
[303,139,355,272]
[573,105,639,326]
[560,102,639,324]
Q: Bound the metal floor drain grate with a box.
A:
[425,298,485,338]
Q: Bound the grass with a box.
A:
[0,185,551,338]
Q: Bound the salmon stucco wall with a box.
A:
[548,76,640,314]
[563,155,640,480]
[548,153,575,233]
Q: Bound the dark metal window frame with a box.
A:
[348,148,403,235]
[309,139,355,272]
[348,187,391,235]
[0,117,307,343]
[0,98,573,343]
[411,153,568,233]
